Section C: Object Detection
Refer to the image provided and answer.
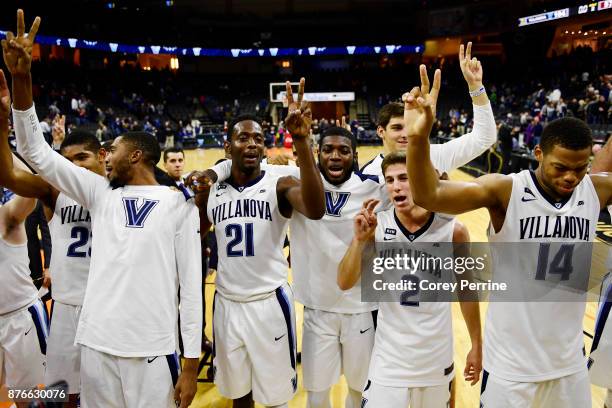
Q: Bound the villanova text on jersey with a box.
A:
[60,204,91,225]
[211,198,273,225]
[519,215,591,241]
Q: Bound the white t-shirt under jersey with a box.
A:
[48,192,92,306]
[207,171,291,302]
[0,233,38,315]
[360,102,497,177]
[14,105,202,359]
[369,209,456,387]
[485,170,600,382]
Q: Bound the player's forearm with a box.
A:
[459,301,482,347]
[5,195,36,225]
[294,139,325,219]
[338,239,367,290]
[209,160,232,182]
[177,210,204,359]
[431,103,496,173]
[11,72,33,112]
[592,137,612,173]
[406,136,441,209]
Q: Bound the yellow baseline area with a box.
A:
[175,147,607,408]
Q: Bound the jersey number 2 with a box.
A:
[226,223,254,257]
[67,226,91,258]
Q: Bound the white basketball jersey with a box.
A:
[360,154,384,178]
[0,235,38,314]
[368,208,456,387]
[207,171,290,301]
[48,192,91,306]
[485,170,599,382]
[291,172,384,313]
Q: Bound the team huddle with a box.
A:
[1,9,611,408]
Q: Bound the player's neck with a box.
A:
[127,167,159,186]
[395,204,431,231]
[534,168,563,202]
[230,166,261,186]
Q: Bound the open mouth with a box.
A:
[243,154,259,163]
[393,195,407,204]
[327,165,344,178]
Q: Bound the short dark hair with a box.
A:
[540,117,593,153]
[381,151,406,176]
[101,140,113,151]
[60,130,101,154]
[377,103,404,129]
[163,147,185,163]
[227,114,262,140]
[319,126,357,151]
[120,131,161,167]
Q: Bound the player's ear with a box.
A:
[130,149,143,164]
[534,145,544,163]
[223,139,231,156]
[376,125,385,140]
[97,148,106,162]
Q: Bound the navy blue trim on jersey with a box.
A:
[226,171,266,192]
[528,171,573,210]
[371,310,378,331]
[49,299,55,322]
[275,286,296,371]
[177,183,194,201]
[590,283,612,353]
[28,302,49,355]
[359,154,384,173]
[166,352,180,387]
[394,210,435,242]
[480,370,489,395]
[355,171,379,183]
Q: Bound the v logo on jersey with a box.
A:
[325,191,351,217]
[122,198,159,228]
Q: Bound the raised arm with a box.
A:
[277,78,325,219]
[338,199,378,290]
[429,43,496,172]
[173,200,202,408]
[3,10,107,210]
[404,66,511,215]
[0,69,56,207]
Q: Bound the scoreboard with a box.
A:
[518,1,612,27]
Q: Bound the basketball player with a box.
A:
[194,80,324,408]
[589,135,612,408]
[163,147,185,185]
[361,43,496,178]
[0,128,103,406]
[403,68,612,407]
[337,152,482,407]
[0,69,48,408]
[5,11,202,407]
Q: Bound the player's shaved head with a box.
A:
[319,126,357,152]
[228,114,262,141]
[119,131,161,167]
[540,117,593,154]
[60,130,101,155]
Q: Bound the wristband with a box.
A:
[469,86,486,98]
